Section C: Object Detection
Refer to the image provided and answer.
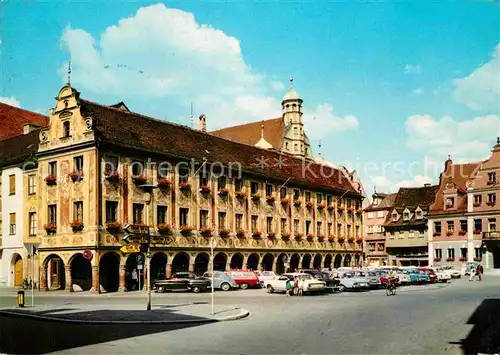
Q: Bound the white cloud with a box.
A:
[412,88,424,95]
[370,174,435,193]
[404,64,421,74]
[0,96,20,107]
[453,44,500,112]
[0,39,2,54]
[406,113,500,161]
[303,104,358,140]
[59,3,356,137]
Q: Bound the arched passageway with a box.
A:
[213,253,227,271]
[313,254,322,269]
[247,253,259,270]
[171,252,189,274]
[324,254,333,271]
[230,253,244,269]
[262,253,274,271]
[334,254,342,269]
[99,252,120,292]
[302,254,312,269]
[354,254,361,267]
[70,254,92,291]
[44,254,65,290]
[125,253,145,291]
[344,254,352,267]
[289,253,300,272]
[276,253,286,274]
[194,253,209,275]
[151,252,168,281]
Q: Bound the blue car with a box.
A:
[401,268,429,284]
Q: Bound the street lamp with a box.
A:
[139,184,158,311]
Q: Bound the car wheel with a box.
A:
[338,284,346,292]
[240,283,249,290]
[158,285,165,293]
[192,286,201,293]
[267,285,274,293]
[221,283,231,291]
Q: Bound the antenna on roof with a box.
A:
[318,140,322,156]
[67,60,71,85]
[190,103,194,128]
[261,121,265,138]
[290,77,294,89]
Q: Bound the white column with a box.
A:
[485,251,493,270]
[427,219,434,267]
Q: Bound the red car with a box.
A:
[227,270,260,289]
[418,267,437,282]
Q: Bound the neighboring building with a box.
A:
[384,184,439,266]
[363,191,397,266]
[427,158,482,269]
[0,127,41,286]
[34,83,363,292]
[0,102,48,141]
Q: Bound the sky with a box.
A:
[1,1,499,194]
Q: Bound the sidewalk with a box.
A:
[0,302,250,324]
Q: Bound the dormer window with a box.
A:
[446,197,454,209]
[373,198,380,207]
[488,172,496,185]
[416,210,422,219]
[403,212,410,221]
[63,121,71,138]
[392,212,398,222]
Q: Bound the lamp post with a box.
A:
[140,184,158,311]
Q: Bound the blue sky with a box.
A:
[1,1,499,193]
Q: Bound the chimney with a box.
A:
[198,114,207,132]
[23,123,40,135]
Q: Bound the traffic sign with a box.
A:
[136,254,144,264]
[151,236,174,245]
[123,233,150,244]
[120,244,141,253]
[124,224,150,236]
[137,264,144,270]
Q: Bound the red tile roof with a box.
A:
[211,117,284,150]
[0,130,40,168]
[0,102,48,141]
[80,100,359,196]
[364,193,398,212]
[429,161,481,214]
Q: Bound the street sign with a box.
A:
[124,224,150,236]
[136,254,144,264]
[120,244,141,253]
[151,236,174,245]
[123,233,150,244]
[137,264,143,270]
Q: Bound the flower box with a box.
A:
[347,207,355,214]
[337,206,345,212]
[459,257,467,262]
[294,233,303,239]
[474,257,482,262]
[446,257,455,262]
[157,178,171,190]
[337,237,345,243]
[179,182,191,192]
[486,201,496,206]
[487,180,496,186]
[328,235,335,242]
[267,232,276,239]
[356,238,363,244]
[458,230,467,236]
[318,235,325,241]
[236,229,245,237]
[474,230,481,235]
[252,231,262,238]
[434,257,441,262]
[305,201,314,209]
[266,195,275,203]
[280,198,290,205]
[179,225,193,234]
[251,193,261,201]
[293,199,302,207]
[473,202,481,207]
[132,174,148,185]
[306,233,314,240]
[69,170,83,182]
[235,191,246,199]
[200,185,211,194]
[433,232,441,237]
[327,205,335,211]
[158,223,172,235]
[218,187,229,196]
[219,229,230,238]
[104,170,120,182]
[106,221,122,232]
[69,220,84,232]
[317,203,326,210]
[199,227,212,236]
[281,232,291,239]
[347,237,355,243]
[45,175,57,186]
[446,231,453,236]
[44,223,57,234]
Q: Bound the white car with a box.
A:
[437,266,462,279]
[264,273,326,294]
[255,271,279,287]
[432,269,451,282]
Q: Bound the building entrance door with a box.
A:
[50,259,61,289]
[14,256,23,286]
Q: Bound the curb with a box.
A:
[0,307,250,325]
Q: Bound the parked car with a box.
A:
[363,270,383,288]
[338,271,370,291]
[264,273,326,294]
[418,267,438,282]
[401,267,430,284]
[227,270,260,289]
[153,272,211,293]
[300,269,340,292]
[380,267,411,284]
[202,271,238,291]
[437,265,462,279]
[430,268,451,282]
[254,271,279,287]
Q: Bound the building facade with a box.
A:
[384,185,438,266]
[34,83,363,292]
[363,192,396,266]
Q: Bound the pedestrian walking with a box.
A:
[469,267,476,282]
[285,278,293,296]
[477,264,484,281]
[131,268,138,290]
[293,276,299,296]
[298,277,304,296]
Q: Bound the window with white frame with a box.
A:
[392,212,398,222]
[488,218,496,232]
[447,248,455,259]
[367,226,373,234]
[403,212,410,221]
[435,249,442,259]
[367,212,374,219]
[28,212,36,236]
[377,211,384,218]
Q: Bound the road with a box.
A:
[1,277,499,354]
